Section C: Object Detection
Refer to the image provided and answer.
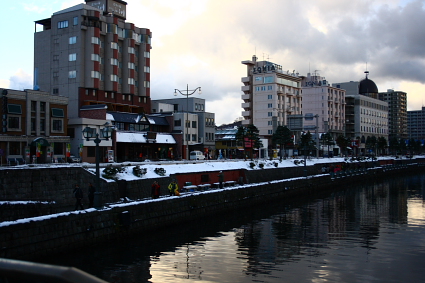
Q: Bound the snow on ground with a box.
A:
[92,157,348,182]
[0,156,419,228]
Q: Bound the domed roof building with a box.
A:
[359,71,378,99]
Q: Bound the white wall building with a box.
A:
[241,55,302,144]
[301,72,346,139]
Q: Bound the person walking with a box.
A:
[151,181,160,199]
[168,180,179,196]
[73,184,84,210]
[88,182,95,208]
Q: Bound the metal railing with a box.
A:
[0,258,108,283]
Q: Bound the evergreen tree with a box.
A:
[389,137,400,155]
[246,124,262,159]
[336,135,350,157]
[235,125,247,160]
[377,136,387,155]
[320,132,334,157]
[300,131,313,157]
[272,126,292,160]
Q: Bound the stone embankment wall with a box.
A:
[0,160,423,260]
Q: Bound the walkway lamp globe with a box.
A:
[173,85,202,160]
[82,122,114,208]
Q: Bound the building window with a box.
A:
[144,51,150,58]
[91,54,100,61]
[128,47,135,54]
[31,118,36,132]
[192,134,197,141]
[7,104,22,114]
[58,20,68,29]
[128,78,135,85]
[268,112,272,117]
[53,55,59,61]
[31,101,36,112]
[73,16,78,26]
[40,118,45,132]
[69,70,77,78]
[110,58,118,65]
[268,130,273,134]
[69,53,77,61]
[268,121,273,126]
[91,37,100,45]
[110,75,118,82]
[174,119,181,127]
[268,103,272,108]
[8,116,21,131]
[111,42,118,49]
[115,122,124,130]
[144,66,150,73]
[91,71,101,79]
[51,119,64,132]
[144,81,150,88]
[53,88,59,94]
[51,108,64,118]
[192,121,197,128]
[69,36,76,44]
[268,85,273,90]
[128,62,135,69]
[268,95,273,99]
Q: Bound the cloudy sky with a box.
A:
[0,0,424,125]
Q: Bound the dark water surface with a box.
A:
[38,173,425,282]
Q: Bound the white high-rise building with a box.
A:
[241,55,302,143]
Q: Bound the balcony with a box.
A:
[242,111,251,117]
[242,102,251,109]
[241,85,250,92]
[241,77,250,83]
[241,94,250,101]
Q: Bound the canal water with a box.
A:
[38,173,425,283]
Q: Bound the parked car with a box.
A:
[190,151,205,160]
[68,155,81,163]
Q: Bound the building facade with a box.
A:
[407,107,425,140]
[0,88,70,164]
[34,0,152,160]
[333,73,389,154]
[301,72,346,139]
[152,97,216,159]
[241,55,302,145]
[378,89,408,140]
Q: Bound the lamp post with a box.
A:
[174,85,202,160]
[82,122,114,208]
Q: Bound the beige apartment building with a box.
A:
[301,72,346,139]
[241,56,302,142]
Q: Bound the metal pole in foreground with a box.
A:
[93,134,102,209]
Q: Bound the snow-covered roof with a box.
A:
[116,132,176,144]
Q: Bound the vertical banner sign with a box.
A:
[36,143,41,157]
[79,144,83,158]
[66,143,71,158]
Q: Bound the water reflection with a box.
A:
[38,174,425,283]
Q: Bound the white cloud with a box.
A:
[0,79,9,89]
[9,69,33,91]
[23,3,47,13]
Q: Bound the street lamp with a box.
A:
[174,85,202,160]
[82,122,114,208]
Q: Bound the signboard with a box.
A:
[86,0,127,19]
[304,113,314,121]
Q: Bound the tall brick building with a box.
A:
[34,0,152,160]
